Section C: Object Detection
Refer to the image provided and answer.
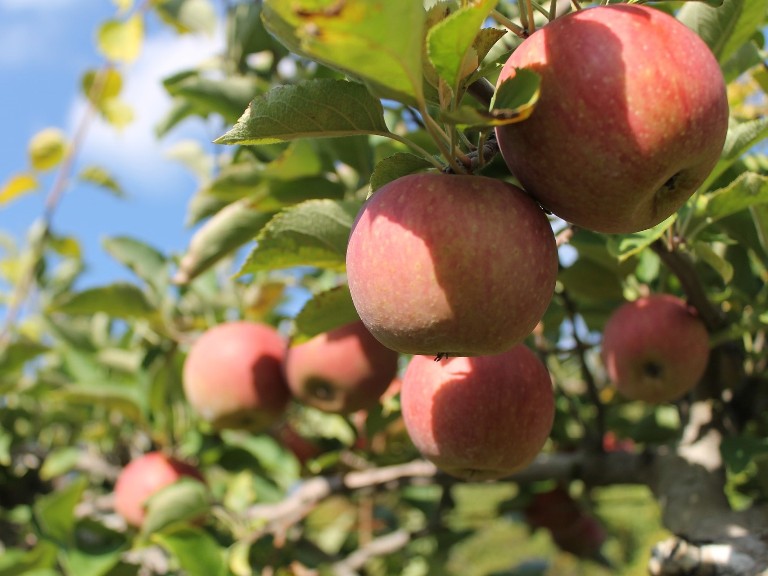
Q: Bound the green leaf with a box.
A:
[693,241,734,283]
[102,236,168,293]
[154,0,217,35]
[141,479,210,536]
[81,69,123,105]
[97,15,144,63]
[700,172,768,225]
[28,128,67,172]
[39,447,81,481]
[262,0,425,103]
[216,80,390,145]
[220,432,300,490]
[0,338,49,374]
[427,0,497,90]
[173,198,274,285]
[77,166,125,197]
[168,75,262,124]
[153,527,225,576]
[369,153,433,194]
[606,214,677,261]
[0,543,58,576]
[677,0,768,64]
[704,117,768,189]
[55,384,145,422]
[489,68,541,121]
[51,283,156,319]
[749,204,768,255]
[0,173,39,205]
[34,476,88,545]
[293,285,360,343]
[239,199,362,274]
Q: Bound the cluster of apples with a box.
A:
[346,5,725,477]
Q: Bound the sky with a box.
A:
[0,0,226,305]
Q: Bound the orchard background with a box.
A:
[1,0,768,575]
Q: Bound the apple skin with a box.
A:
[284,321,400,414]
[113,452,205,528]
[400,345,554,481]
[346,173,558,357]
[601,294,710,403]
[182,321,290,431]
[495,4,729,234]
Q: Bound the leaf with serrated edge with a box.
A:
[239,199,362,274]
[216,80,390,145]
[606,214,677,262]
[369,154,433,194]
[701,172,768,226]
[293,285,361,344]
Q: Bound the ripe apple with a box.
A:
[113,452,205,528]
[182,321,290,431]
[601,294,710,403]
[346,173,558,357]
[400,345,554,481]
[284,321,400,413]
[495,4,729,234]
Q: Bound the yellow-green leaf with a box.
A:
[0,173,39,205]
[82,68,123,105]
[28,128,68,172]
[97,15,144,63]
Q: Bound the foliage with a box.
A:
[1,0,768,574]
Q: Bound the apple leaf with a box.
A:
[53,384,145,423]
[33,476,88,545]
[0,338,49,374]
[693,241,734,283]
[167,75,261,124]
[677,0,767,64]
[102,236,168,293]
[51,283,156,318]
[292,285,360,344]
[262,0,425,104]
[238,199,362,274]
[369,153,434,194]
[96,15,143,63]
[0,172,39,206]
[153,527,226,576]
[174,199,274,285]
[142,480,211,536]
[749,204,768,256]
[77,165,125,197]
[216,80,391,145]
[703,117,768,190]
[427,0,498,91]
[28,128,67,172]
[700,172,768,225]
[606,215,677,262]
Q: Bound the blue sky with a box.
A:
[0,0,226,303]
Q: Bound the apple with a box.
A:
[346,173,558,357]
[495,4,729,234]
[601,294,710,403]
[182,321,290,431]
[113,452,205,528]
[284,321,399,414]
[400,345,554,481]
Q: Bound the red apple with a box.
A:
[284,321,399,414]
[601,294,710,403]
[401,346,554,481]
[495,4,729,234]
[113,452,205,528]
[182,321,290,431]
[346,173,558,357]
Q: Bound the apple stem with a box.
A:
[491,10,529,38]
[525,0,537,34]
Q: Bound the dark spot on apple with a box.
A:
[307,379,335,401]
[435,353,448,361]
[662,172,680,192]
[642,361,664,379]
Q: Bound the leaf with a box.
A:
[262,0,425,103]
[51,283,156,319]
[677,0,767,64]
[700,172,768,225]
[168,75,262,124]
[239,199,361,274]
[749,204,768,255]
[165,140,214,183]
[142,479,210,536]
[154,0,217,35]
[606,214,677,261]
[220,432,300,489]
[77,166,125,197]
[0,339,49,374]
[216,80,390,145]
[34,476,88,545]
[0,173,39,205]
[102,236,168,293]
[39,447,81,481]
[704,117,768,189]
[173,199,274,285]
[693,241,734,283]
[152,527,225,576]
[369,153,433,194]
[427,0,497,90]
[97,15,144,63]
[55,384,145,422]
[292,285,360,343]
[28,128,67,172]
[81,69,123,106]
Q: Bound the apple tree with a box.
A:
[1,0,768,574]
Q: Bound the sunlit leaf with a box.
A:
[152,527,226,576]
[77,165,125,197]
[51,283,156,318]
[238,199,361,274]
[155,0,217,35]
[34,476,88,545]
[693,241,734,283]
[700,172,768,225]
[28,128,68,172]
[97,15,144,63]
[102,236,168,293]
[292,285,360,343]
[606,215,677,261]
[142,479,210,535]
[0,173,39,206]
[369,153,434,194]
[262,0,425,103]
[216,79,391,145]
[427,0,497,90]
